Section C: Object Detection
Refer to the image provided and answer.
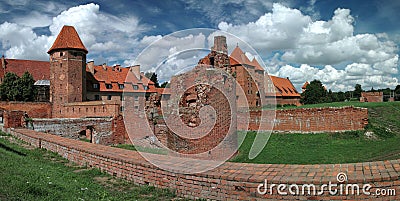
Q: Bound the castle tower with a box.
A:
[212,36,228,54]
[47,25,88,117]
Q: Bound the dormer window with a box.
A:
[106,84,112,89]
[143,85,148,90]
[133,85,138,90]
[118,84,124,89]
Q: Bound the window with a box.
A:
[120,96,123,101]
[134,96,139,101]
[120,106,124,111]
[106,84,112,89]
[93,83,99,89]
[60,52,64,56]
[95,95,100,100]
[143,85,148,90]
[133,85,138,90]
[107,95,112,100]
[118,84,124,89]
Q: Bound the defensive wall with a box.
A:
[238,106,369,132]
[0,101,51,118]
[5,128,400,200]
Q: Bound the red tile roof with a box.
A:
[302,81,309,89]
[2,58,50,80]
[155,87,171,95]
[229,46,251,66]
[48,26,88,54]
[229,46,264,71]
[268,75,300,97]
[250,58,264,71]
[87,65,156,93]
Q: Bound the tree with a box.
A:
[300,79,327,104]
[354,84,363,98]
[18,72,36,101]
[395,85,400,94]
[0,72,36,101]
[337,91,346,102]
[145,72,160,88]
[160,81,169,88]
[0,72,19,101]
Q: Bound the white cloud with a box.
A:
[217,3,399,91]
[0,3,148,63]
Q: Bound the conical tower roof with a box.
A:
[47,25,88,54]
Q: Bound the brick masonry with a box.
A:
[0,101,51,118]
[238,106,368,132]
[6,128,400,200]
[360,92,383,102]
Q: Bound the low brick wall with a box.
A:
[32,117,129,145]
[0,101,51,118]
[238,106,369,132]
[6,128,399,200]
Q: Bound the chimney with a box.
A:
[212,36,228,54]
[113,64,121,72]
[102,63,107,70]
[87,61,94,74]
[130,65,141,80]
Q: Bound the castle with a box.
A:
[0,26,300,149]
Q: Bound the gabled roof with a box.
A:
[2,58,50,80]
[268,75,300,97]
[302,81,309,89]
[250,58,264,71]
[229,46,251,66]
[48,25,88,54]
[86,65,156,93]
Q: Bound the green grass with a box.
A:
[232,101,400,164]
[0,135,180,201]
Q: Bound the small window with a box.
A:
[106,84,112,89]
[60,52,64,56]
[133,85,138,90]
[93,83,99,89]
[134,105,139,110]
[95,95,100,100]
[107,95,112,100]
[120,96,123,101]
[134,96,139,101]
[120,106,124,111]
[143,85,148,90]
[118,84,124,89]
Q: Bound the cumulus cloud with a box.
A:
[217,3,399,91]
[0,3,148,63]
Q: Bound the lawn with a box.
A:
[232,101,400,164]
[0,133,181,201]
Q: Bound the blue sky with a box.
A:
[0,0,399,91]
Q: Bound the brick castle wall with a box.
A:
[58,101,120,118]
[32,117,128,145]
[360,92,383,102]
[238,106,368,132]
[0,101,51,118]
[7,128,400,200]
[165,66,237,159]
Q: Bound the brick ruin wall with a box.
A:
[360,92,383,102]
[6,128,400,200]
[0,101,51,118]
[32,117,128,145]
[164,66,237,159]
[238,106,368,132]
